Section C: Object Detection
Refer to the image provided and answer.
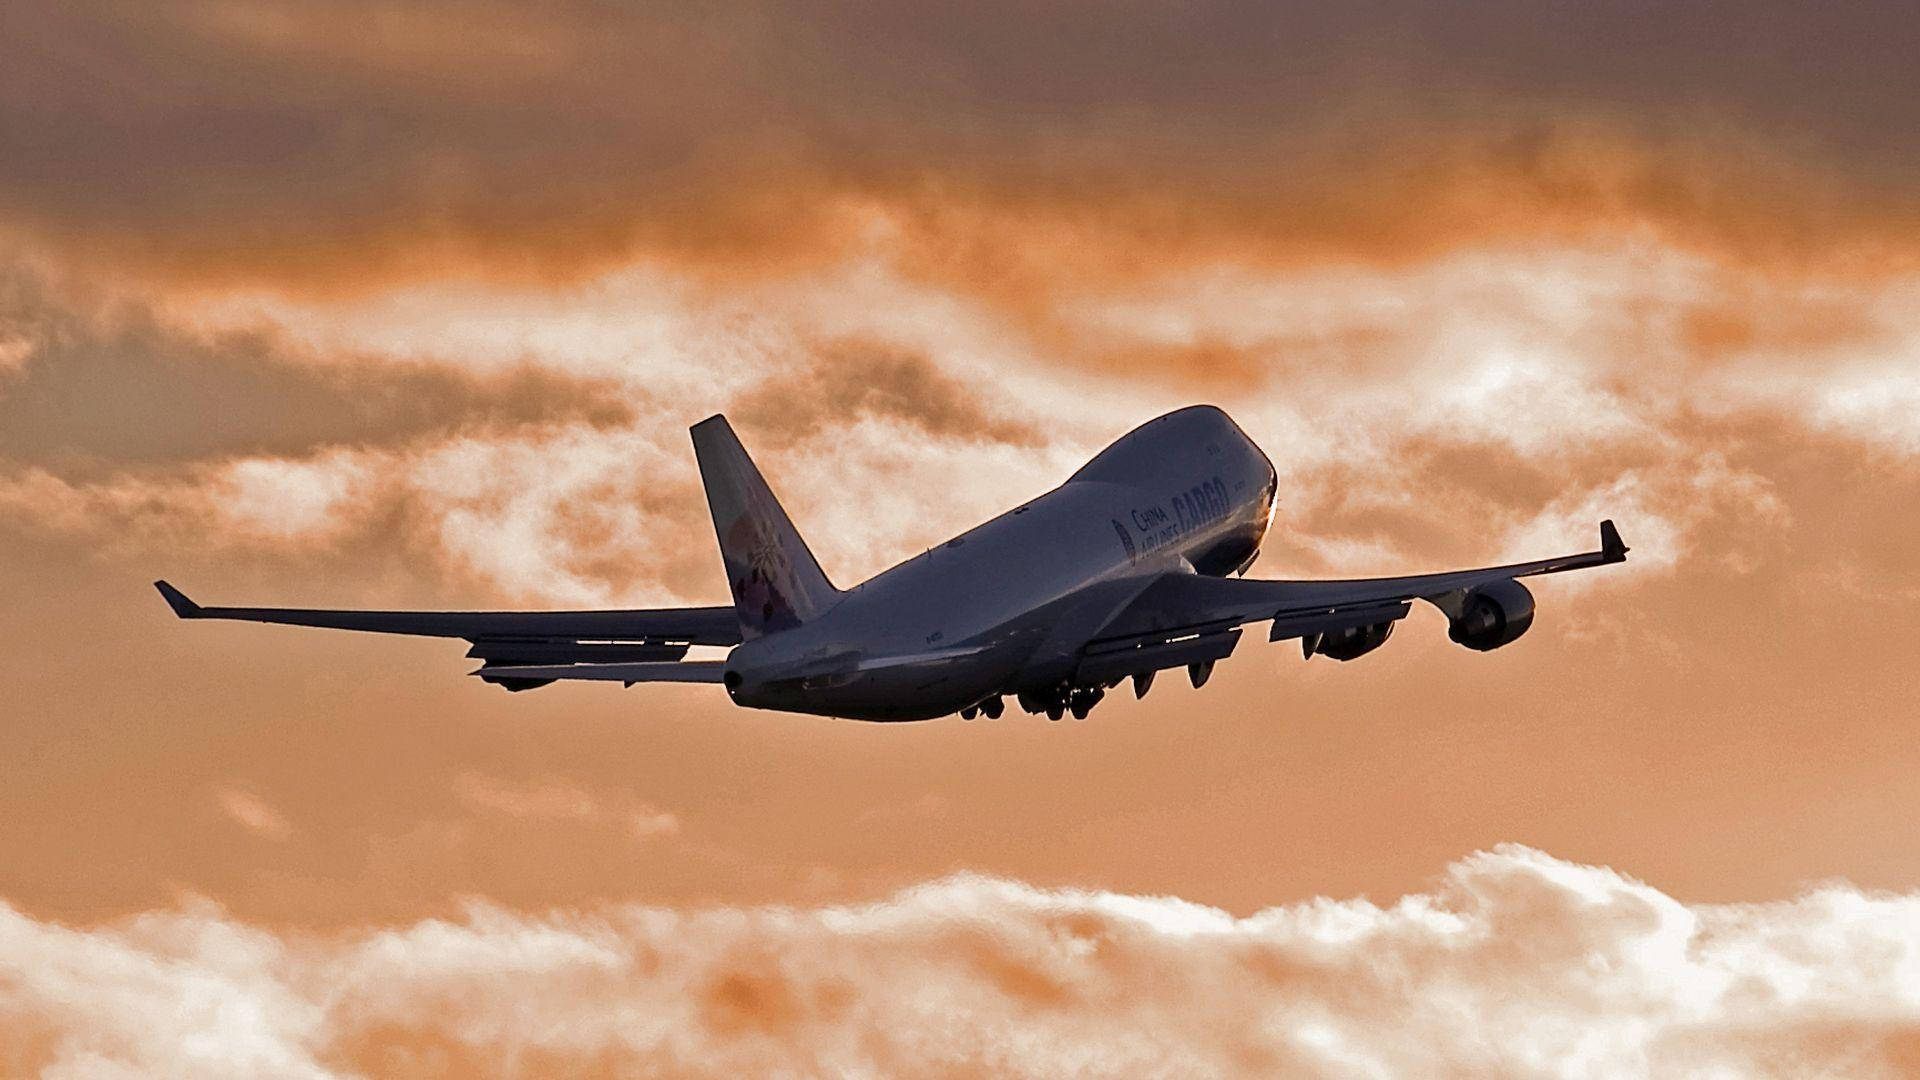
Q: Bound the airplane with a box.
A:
[156,405,1628,722]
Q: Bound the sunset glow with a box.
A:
[4,3,1919,1075]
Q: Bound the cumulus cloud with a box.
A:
[2,846,1917,1078]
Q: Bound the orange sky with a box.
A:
[3,3,1919,1075]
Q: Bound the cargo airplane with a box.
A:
[157,406,1627,721]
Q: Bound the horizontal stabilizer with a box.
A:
[468,660,729,684]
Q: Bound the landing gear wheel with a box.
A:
[1068,686,1104,720]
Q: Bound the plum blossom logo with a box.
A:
[724,513,802,633]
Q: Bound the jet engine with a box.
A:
[1447,579,1535,651]
[1313,621,1394,661]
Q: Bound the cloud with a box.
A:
[0,254,1077,602]
[1035,241,1914,581]
[5,230,1917,623]
[6,237,1917,614]
[2,846,1917,1077]
[0,455,364,555]
[7,3,1920,292]
[0,265,634,469]
[453,773,681,840]
[731,337,1045,449]
[215,789,292,842]
[0,332,29,375]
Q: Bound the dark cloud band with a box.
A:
[5,2,1919,287]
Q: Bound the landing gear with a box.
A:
[1005,678,1126,721]
[959,695,1006,720]
[1018,683,1103,721]
[1068,686,1104,720]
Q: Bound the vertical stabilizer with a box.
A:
[691,416,839,639]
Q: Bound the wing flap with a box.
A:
[469,660,730,684]
[464,641,690,665]
[1266,600,1413,642]
[1076,628,1242,685]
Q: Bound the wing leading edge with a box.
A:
[153,581,741,644]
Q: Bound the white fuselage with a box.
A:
[723,406,1276,720]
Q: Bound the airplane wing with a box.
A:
[154,580,740,691]
[1078,521,1628,682]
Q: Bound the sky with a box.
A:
[2,1,1919,1075]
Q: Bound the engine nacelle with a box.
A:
[1315,620,1394,661]
[1448,579,1535,652]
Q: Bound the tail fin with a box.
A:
[691,415,839,639]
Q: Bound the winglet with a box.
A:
[1599,520,1629,563]
[153,580,203,618]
